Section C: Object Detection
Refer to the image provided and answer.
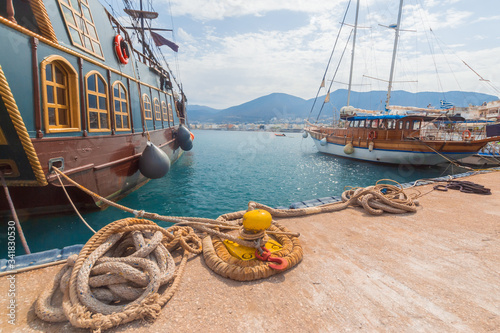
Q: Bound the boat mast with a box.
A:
[347,0,360,106]
[139,0,146,55]
[385,0,404,111]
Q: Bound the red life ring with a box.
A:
[114,35,129,65]
[462,130,472,140]
[368,130,377,140]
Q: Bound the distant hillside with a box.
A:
[187,89,498,123]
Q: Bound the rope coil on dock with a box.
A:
[35,218,201,332]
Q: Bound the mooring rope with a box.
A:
[35,218,202,332]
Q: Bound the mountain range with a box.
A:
[187,89,498,123]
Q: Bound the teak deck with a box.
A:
[0,172,499,332]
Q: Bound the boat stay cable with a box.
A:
[306,0,352,122]
[315,30,353,123]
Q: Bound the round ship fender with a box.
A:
[139,141,171,179]
[176,124,194,151]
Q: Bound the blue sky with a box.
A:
[102,0,500,109]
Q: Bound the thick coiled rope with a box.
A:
[35,218,202,332]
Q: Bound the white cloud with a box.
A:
[156,0,500,108]
[164,0,345,21]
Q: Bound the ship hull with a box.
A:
[311,136,475,165]
[0,128,184,217]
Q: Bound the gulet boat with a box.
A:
[305,0,500,165]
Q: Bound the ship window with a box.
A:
[359,120,365,128]
[371,119,379,128]
[405,121,410,130]
[41,56,80,133]
[153,98,161,121]
[161,101,169,124]
[387,120,395,129]
[413,121,421,130]
[143,94,152,120]
[58,0,104,59]
[168,102,174,123]
[379,120,386,129]
[85,71,109,131]
[398,121,403,130]
[112,82,130,131]
[365,120,371,128]
[352,121,359,128]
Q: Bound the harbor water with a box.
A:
[1,130,466,257]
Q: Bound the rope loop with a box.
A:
[35,218,201,331]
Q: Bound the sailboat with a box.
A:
[304,0,500,165]
[0,0,193,216]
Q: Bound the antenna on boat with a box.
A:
[385,0,404,111]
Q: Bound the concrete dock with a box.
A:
[1,171,499,332]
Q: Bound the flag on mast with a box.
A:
[150,31,179,52]
[324,91,330,103]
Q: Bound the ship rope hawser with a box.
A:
[0,0,193,217]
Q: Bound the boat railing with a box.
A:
[420,125,488,141]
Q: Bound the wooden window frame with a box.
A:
[112,81,131,131]
[85,71,110,132]
[161,101,169,125]
[153,98,161,121]
[57,0,104,59]
[41,55,80,133]
[142,94,152,120]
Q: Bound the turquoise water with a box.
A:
[2,130,465,257]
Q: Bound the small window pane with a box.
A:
[69,27,82,45]
[372,120,378,128]
[56,87,66,105]
[121,102,127,113]
[55,66,64,84]
[100,113,108,129]
[62,6,76,26]
[48,108,56,125]
[114,86,120,98]
[413,121,421,130]
[89,112,98,128]
[87,75,96,92]
[88,25,97,39]
[97,77,105,94]
[122,115,128,128]
[70,0,80,10]
[58,109,68,125]
[88,94,97,108]
[93,43,103,57]
[359,120,365,128]
[46,86,54,103]
[83,36,91,49]
[120,89,125,100]
[99,96,107,110]
[114,100,120,112]
[81,4,92,21]
[46,64,53,82]
[115,115,122,128]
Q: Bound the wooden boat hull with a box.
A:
[0,128,184,217]
[311,135,477,165]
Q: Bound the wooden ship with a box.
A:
[305,0,500,165]
[0,0,193,216]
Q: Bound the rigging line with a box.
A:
[306,0,353,122]
[429,29,500,95]
[315,29,354,123]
